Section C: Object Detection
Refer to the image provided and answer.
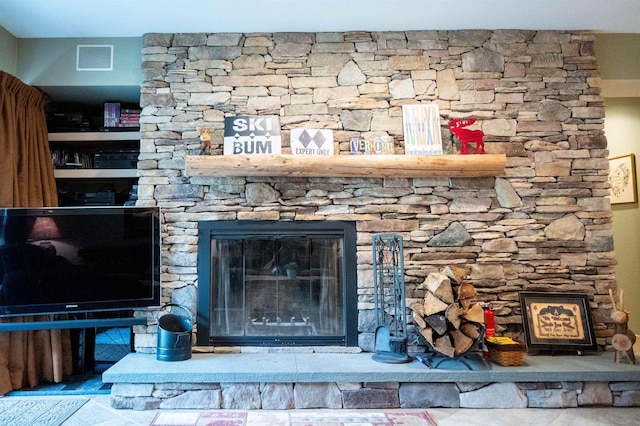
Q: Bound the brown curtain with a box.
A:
[0,71,72,395]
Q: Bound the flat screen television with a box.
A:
[0,206,161,317]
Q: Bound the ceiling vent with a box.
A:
[76,45,113,71]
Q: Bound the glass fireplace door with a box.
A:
[207,232,347,345]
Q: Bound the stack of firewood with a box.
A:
[409,266,485,358]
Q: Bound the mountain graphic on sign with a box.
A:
[312,131,327,148]
[298,130,313,148]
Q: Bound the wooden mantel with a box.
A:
[185,154,506,178]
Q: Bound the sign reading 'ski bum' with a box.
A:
[223,116,282,155]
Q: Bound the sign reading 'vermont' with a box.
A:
[223,116,282,155]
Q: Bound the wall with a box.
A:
[134,30,617,353]
[17,37,142,86]
[604,98,640,332]
[595,34,640,80]
[596,34,640,332]
[15,37,142,103]
[0,25,18,74]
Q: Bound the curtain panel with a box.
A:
[0,71,71,395]
[0,71,57,207]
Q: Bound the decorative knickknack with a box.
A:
[284,262,298,279]
[609,289,636,364]
[448,118,485,155]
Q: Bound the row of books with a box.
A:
[104,103,141,128]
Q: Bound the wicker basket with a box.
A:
[486,340,526,366]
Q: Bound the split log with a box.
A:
[460,298,473,311]
[425,314,448,336]
[452,329,474,355]
[424,292,450,316]
[420,327,434,345]
[458,282,477,310]
[424,273,454,304]
[434,335,455,358]
[462,303,485,324]
[442,265,468,285]
[460,322,482,340]
[445,304,465,329]
[413,313,427,329]
[458,281,477,300]
[408,300,425,317]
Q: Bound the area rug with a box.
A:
[150,409,437,426]
[0,397,87,426]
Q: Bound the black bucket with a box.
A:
[157,305,192,362]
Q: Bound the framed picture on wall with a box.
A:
[519,292,598,355]
[608,154,637,204]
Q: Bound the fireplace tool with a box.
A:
[372,234,411,363]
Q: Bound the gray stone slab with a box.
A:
[103,351,640,385]
[104,353,299,383]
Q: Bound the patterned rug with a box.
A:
[0,397,87,426]
[150,409,436,426]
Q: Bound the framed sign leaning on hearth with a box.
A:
[519,292,598,355]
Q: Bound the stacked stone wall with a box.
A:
[110,380,640,410]
[134,29,615,353]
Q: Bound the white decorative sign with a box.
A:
[223,116,282,155]
[402,104,443,155]
[290,129,334,155]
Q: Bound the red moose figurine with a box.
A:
[448,118,485,155]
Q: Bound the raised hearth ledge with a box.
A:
[184,154,507,178]
[104,351,639,384]
[104,352,640,409]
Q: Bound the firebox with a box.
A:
[196,221,358,346]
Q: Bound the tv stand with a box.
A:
[0,315,147,375]
[0,316,146,332]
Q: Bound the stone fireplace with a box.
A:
[132,29,616,354]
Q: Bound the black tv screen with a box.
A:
[0,206,161,316]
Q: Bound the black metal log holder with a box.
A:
[415,323,488,371]
[415,351,488,371]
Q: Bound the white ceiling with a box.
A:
[1,0,639,38]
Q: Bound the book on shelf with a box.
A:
[104,103,141,128]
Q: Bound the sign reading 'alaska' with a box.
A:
[223,116,282,155]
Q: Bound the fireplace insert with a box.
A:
[197,221,358,346]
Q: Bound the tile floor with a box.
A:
[6,333,640,425]
[28,394,637,426]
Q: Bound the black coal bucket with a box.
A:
[156,304,192,362]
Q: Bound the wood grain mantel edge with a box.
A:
[185,154,507,178]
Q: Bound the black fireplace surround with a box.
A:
[196,221,358,347]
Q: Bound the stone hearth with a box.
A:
[105,352,640,410]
